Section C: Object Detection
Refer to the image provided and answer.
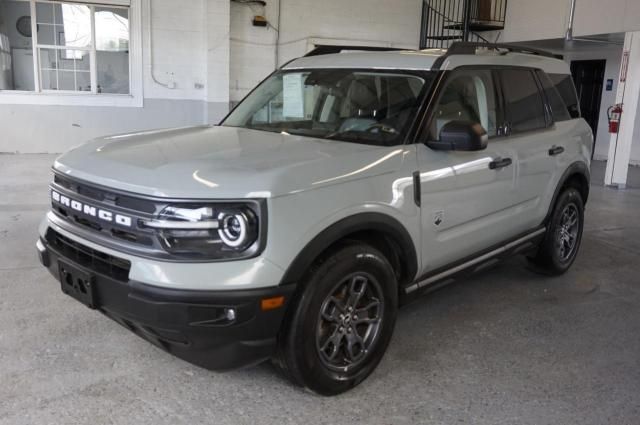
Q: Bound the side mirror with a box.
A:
[427,120,488,151]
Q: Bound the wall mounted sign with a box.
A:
[606,79,614,91]
[620,51,630,82]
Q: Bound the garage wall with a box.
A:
[493,0,640,165]
[7,0,637,154]
[0,0,230,153]
[229,0,278,103]
[563,47,624,162]
[500,0,640,42]
[3,0,423,152]
[277,0,422,58]
[0,99,205,153]
[229,0,422,102]
[631,94,640,166]
[0,4,10,90]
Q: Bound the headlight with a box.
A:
[141,201,264,260]
[218,211,250,247]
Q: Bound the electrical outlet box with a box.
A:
[252,15,268,27]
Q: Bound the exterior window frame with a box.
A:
[0,0,142,107]
[495,67,550,135]
[421,66,502,142]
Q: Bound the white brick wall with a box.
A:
[206,0,230,105]
[144,0,207,100]
[229,0,422,101]
[140,0,229,106]
[229,0,278,101]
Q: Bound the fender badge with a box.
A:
[433,210,444,226]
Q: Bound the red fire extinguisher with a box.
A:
[608,104,623,133]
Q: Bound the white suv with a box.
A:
[37,43,592,395]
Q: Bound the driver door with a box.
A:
[416,68,521,273]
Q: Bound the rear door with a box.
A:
[496,68,561,231]
[416,67,521,273]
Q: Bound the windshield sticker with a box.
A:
[282,73,304,118]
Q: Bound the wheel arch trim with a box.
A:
[545,161,590,224]
[278,212,418,287]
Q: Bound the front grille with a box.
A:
[46,229,131,282]
[54,174,157,214]
[51,173,160,248]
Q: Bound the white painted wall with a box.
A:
[563,47,623,162]
[500,0,640,43]
[631,88,640,166]
[278,0,421,58]
[229,0,277,102]
[229,0,422,102]
[144,0,206,101]
[4,0,639,154]
[0,0,231,153]
[0,6,10,90]
[605,31,640,185]
[205,0,230,121]
[491,0,640,165]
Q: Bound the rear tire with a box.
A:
[530,187,584,275]
[275,243,397,395]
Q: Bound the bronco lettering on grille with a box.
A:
[51,190,132,227]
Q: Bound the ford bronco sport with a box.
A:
[37,42,592,395]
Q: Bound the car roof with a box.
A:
[283,48,571,75]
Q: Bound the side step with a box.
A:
[404,227,546,296]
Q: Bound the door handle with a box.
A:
[489,157,512,170]
[548,145,565,156]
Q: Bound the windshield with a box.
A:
[222,69,435,146]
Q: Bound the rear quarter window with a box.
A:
[549,73,580,118]
[536,70,571,122]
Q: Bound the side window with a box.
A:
[430,69,497,140]
[549,73,581,118]
[536,70,571,122]
[499,69,547,133]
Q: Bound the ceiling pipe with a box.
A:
[564,0,576,42]
[564,0,623,46]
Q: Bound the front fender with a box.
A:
[278,210,419,286]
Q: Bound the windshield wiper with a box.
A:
[281,128,317,136]
[325,125,397,141]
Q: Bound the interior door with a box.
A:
[416,68,520,274]
[571,59,605,156]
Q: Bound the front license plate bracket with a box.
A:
[58,261,97,309]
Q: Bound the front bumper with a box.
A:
[37,233,295,371]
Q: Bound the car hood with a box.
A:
[53,126,408,199]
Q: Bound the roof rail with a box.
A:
[448,41,558,58]
[432,41,561,70]
[304,45,407,57]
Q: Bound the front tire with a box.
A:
[276,243,398,395]
[530,187,584,274]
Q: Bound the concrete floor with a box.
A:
[1,155,639,425]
